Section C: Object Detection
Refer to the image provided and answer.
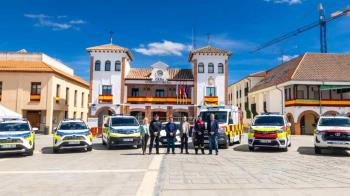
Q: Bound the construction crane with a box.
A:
[253,3,350,53]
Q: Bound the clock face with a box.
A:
[156,70,163,77]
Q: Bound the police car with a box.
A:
[102,115,141,149]
[53,119,93,153]
[314,115,350,154]
[248,113,291,151]
[0,119,36,156]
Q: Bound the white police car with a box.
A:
[53,119,93,153]
[314,115,350,154]
[0,119,36,156]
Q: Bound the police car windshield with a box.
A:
[0,122,30,131]
[319,118,350,127]
[200,111,227,123]
[112,118,139,126]
[58,122,88,130]
[253,116,284,126]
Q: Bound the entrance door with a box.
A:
[26,111,41,128]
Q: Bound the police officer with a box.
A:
[194,116,205,154]
[149,114,161,154]
[165,116,176,154]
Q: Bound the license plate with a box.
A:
[260,140,272,143]
[123,138,133,142]
[204,140,209,144]
[68,141,80,145]
[163,139,167,142]
[327,141,346,145]
[1,144,16,149]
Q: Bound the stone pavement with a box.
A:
[0,134,349,196]
[157,134,350,196]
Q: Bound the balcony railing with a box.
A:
[285,99,350,107]
[30,94,41,101]
[99,94,113,103]
[204,96,218,106]
[127,96,192,104]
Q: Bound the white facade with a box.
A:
[192,55,227,105]
[88,46,132,116]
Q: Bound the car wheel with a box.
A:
[222,138,229,149]
[102,136,106,145]
[26,149,34,156]
[248,146,255,152]
[237,134,242,144]
[53,147,59,154]
[106,139,112,150]
[87,146,92,152]
[315,146,321,154]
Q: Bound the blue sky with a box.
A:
[1,0,350,84]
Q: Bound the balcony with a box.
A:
[127,96,192,104]
[285,99,350,107]
[99,94,113,103]
[204,96,218,106]
[30,94,41,101]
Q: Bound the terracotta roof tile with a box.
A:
[86,43,133,60]
[188,45,232,61]
[250,53,350,93]
[0,60,89,87]
[126,68,194,81]
[250,56,303,92]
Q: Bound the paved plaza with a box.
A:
[0,134,350,196]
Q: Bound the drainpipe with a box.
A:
[276,85,284,114]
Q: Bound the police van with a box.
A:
[248,113,291,151]
[102,115,141,149]
[198,106,243,149]
[53,119,93,153]
[0,119,36,156]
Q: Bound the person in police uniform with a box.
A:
[149,114,162,154]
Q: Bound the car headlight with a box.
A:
[277,129,284,133]
[24,132,32,139]
[315,130,324,135]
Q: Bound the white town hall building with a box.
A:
[86,42,231,125]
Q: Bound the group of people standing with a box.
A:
[139,113,219,155]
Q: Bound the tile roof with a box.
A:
[188,45,232,61]
[86,43,133,60]
[126,68,194,81]
[250,53,350,92]
[249,71,266,77]
[0,60,89,87]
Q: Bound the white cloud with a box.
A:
[264,0,303,5]
[134,40,191,56]
[278,54,298,62]
[24,14,85,31]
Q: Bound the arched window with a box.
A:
[94,60,101,71]
[218,63,224,74]
[105,60,111,71]
[208,63,214,73]
[115,61,121,71]
[198,63,204,73]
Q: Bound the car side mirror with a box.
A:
[33,127,39,132]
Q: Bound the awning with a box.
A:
[320,85,350,91]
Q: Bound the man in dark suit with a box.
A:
[207,113,219,155]
[149,114,162,154]
[165,116,176,154]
